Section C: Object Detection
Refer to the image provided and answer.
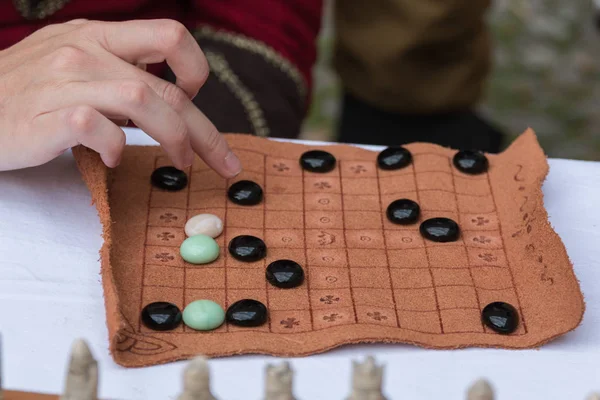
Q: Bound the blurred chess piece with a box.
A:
[467,379,494,400]
[60,339,98,400]
[346,356,387,400]
[586,393,600,400]
[177,356,217,400]
[264,361,296,400]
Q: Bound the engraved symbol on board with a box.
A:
[519,196,528,212]
[157,232,175,241]
[360,236,371,242]
[527,224,532,233]
[473,236,491,244]
[318,231,336,245]
[322,256,335,262]
[537,256,543,263]
[326,276,338,283]
[367,312,388,321]
[318,198,330,205]
[402,237,413,243]
[320,217,331,223]
[280,318,299,329]
[273,163,290,172]
[525,244,535,252]
[511,230,522,238]
[523,213,529,221]
[471,216,489,226]
[541,265,554,285]
[281,237,293,243]
[314,181,332,190]
[159,212,178,223]
[478,253,497,263]
[320,295,340,305]
[155,252,174,262]
[514,164,525,181]
[271,185,286,194]
[350,165,367,174]
[519,186,525,191]
[323,313,341,322]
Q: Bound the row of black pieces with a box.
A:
[142,300,519,334]
[149,148,490,192]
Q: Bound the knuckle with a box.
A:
[161,82,188,110]
[169,118,188,146]
[158,20,189,50]
[203,127,222,153]
[118,80,151,108]
[49,46,87,70]
[67,106,97,134]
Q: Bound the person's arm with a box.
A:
[169,0,323,139]
[0,19,241,175]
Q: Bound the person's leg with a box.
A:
[337,91,504,153]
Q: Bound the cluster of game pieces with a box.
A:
[140,146,519,335]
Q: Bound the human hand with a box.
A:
[0,19,241,177]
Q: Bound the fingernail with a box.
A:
[224,151,242,176]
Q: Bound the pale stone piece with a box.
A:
[264,361,296,400]
[467,379,494,400]
[177,356,217,400]
[346,356,387,400]
[60,339,98,400]
[185,214,223,238]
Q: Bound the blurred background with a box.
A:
[301,0,600,160]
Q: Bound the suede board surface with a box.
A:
[72,129,584,368]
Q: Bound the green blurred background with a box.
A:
[301,0,600,161]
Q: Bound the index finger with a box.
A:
[84,19,208,99]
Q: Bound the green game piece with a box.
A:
[182,300,225,331]
[179,234,220,264]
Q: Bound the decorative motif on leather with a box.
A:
[115,312,177,356]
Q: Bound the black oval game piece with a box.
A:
[226,299,268,327]
[482,302,519,334]
[151,166,188,191]
[141,302,182,331]
[227,180,263,205]
[386,199,420,225]
[377,146,412,170]
[419,218,460,242]
[266,260,305,288]
[453,150,489,174]
[228,235,267,262]
[300,150,336,173]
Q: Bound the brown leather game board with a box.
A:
[73,128,584,368]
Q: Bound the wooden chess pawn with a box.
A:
[346,356,387,400]
[466,379,494,400]
[60,339,98,400]
[177,356,218,400]
[264,361,296,400]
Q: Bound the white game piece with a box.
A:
[177,356,217,400]
[60,339,98,400]
[185,214,223,238]
[467,379,494,400]
[346,356,387,400]
[264,361,296,400]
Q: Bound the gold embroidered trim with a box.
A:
[205,51,270,138]
[194,25,307,102]
[12,0,71,19]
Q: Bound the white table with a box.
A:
[1,128,599,399]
